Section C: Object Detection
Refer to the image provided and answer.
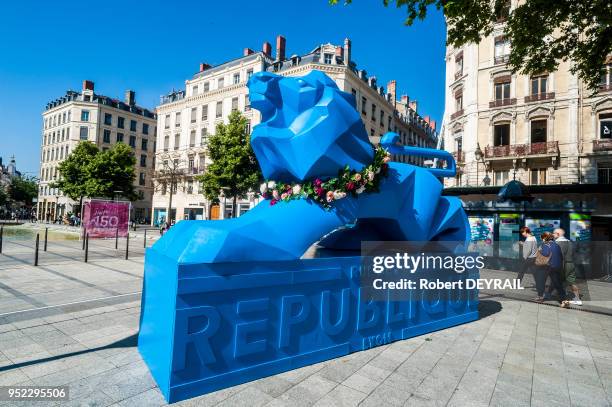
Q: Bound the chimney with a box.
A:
[82,80,94,91]
[409,100,418,112]
[430,120,437,130]
[199,63,211,72]
[343,38,351,66]
[262,41,272,57]
[368,76,377,88]
[387,80,397,106]
[243,48,254,56]
[275,35,286,61]
[424,115,430,125]
[125,90,135,106]
[335,46,343,60]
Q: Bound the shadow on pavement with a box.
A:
[478,299,503,319]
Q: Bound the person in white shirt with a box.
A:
[519,226,537,283]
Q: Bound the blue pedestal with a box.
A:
[138,249,479,403]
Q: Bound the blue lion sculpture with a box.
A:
[154,70,469,262]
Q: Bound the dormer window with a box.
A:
[323,53,333,64]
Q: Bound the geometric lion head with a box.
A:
[248,70,374,182]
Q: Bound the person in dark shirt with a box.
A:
[539,232,568,308]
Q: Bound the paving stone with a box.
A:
[312,384,366,407]
[215,386,274,407]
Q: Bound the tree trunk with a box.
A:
[232,196,237,218]
[168,184,174,223]
[78,195,83,217]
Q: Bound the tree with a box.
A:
[53,141,99,214]
[86,143,137,201]
[8,176,38,206]
[152,157,185,224]
[330,0,612,91]
[197,111,262,218]
[0,184,7,208]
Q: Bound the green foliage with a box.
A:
[330,0,612,91]
[53,141,137,201]
[8,176,38,205]
[0,184,7,207]
[197,111,262,208]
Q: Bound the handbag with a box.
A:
[535,244,551,266]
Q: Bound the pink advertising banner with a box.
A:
[83,200,130,238]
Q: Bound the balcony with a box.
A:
[593,139,612,152]
[452,151,465,163]
[489,98,516,108]
[494,55,510,65]
[484,141,559,159]
[450,109,464,120]
[187,167,201,175]
[524,92,555,103]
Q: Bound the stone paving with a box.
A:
[1,230,612,406]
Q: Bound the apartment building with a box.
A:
[442,3,612,191]
[153,36,439,224]
[38,81,157,221]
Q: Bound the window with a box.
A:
[496,0,510,22]
[117,132,124,143]
[139,173,146,186]
[164,114,170,129]
[175,112,181,127]
[140,155,147,167]
[191,107,197,123]
[79,127,88,140]
[494,36,510,64]
[203,81,210,92]
[494,79,511,100]
[387,115,392,130]
[531,75,548,95]
[494,123,510,146]
[104,113,112,125]
[531,119,547,143]
[201,105,208,121]
[190,130,196,147]
[245,121,251,134]
[141,139,148,150]
[216,101,223,118]
[161,182,167,195]
[600,64,612,90]
[370,129,375,137]
[218,77,224,88]
[130,120,137,132]
[187,180,194,194]
[379,110,384,126]
[164,135,169,151]
[247,69,254,80]
[128,135,135,147]
[455,53,463,77]
[455,90,463,111]
[232,97,238,112]
[371,104,376,122]
[174,134,180,150]
[598,165,612,184]
[103,129,111,143]
[201,128,208,146]
[245,95,250,111]
[233,73,240,84]
[361,97,367,114]
[117,117,125,129]
[81,110,89,121]
[188,157,194,170]
[599,113,612,139]
[323,53,333,64]
[494,170,509,186]
[530,168,547,185]
[192,84,199,95]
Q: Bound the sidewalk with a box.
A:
[1,239,611,406]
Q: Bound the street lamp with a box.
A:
[473,143,489,186]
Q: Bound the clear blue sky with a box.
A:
[0,0,447,175]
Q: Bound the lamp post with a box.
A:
[473,143,488,186]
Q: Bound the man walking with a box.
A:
[519,226,537,282]
[554,228,582,306]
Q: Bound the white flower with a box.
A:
[259,183,268,194]
[376,167,381,174]
[272,190,280,199]
[356,186,365,194]
[367,171,375,181]
[267,180,276,189]
[333,190,346,200]
[292,184,302,195]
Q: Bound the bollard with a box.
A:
[144,229,147,248]
[0,226,3,254]
[44,227,48,252]
[125,233,130,260]
[34,233,40,266]
[115,228,119,249]
[84,233,89,263]
[82,228,86,250]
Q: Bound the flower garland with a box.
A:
[259,146,391,209]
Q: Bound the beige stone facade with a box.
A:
[38,81,157,222]
[443,13,612,189]
[152,36,439,224]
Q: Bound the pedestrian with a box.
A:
[518,226,537,283]
[554,228,582,306]
[535,232,568,307]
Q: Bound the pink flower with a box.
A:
[315,187,324,197]
[354,173,362,182]
[346,181,355,191]
[270,199,278,206]
[313,178,322,187]
[272,190,280,199]
[326,191,334,202]
[281,192,288,200]
[383,156,391,163]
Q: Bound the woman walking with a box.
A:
[518,227,537,282]
[535,232,569,307]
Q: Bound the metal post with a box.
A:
[125,233,129,260]
[82,228,86,250]
[143,229,147,248]
[44,227,48,252]
[0,226,3,254]
[115,228,119,249]
[84,233,89,263]
[34,233,39,266]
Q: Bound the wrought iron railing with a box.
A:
[484,141,559,158]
